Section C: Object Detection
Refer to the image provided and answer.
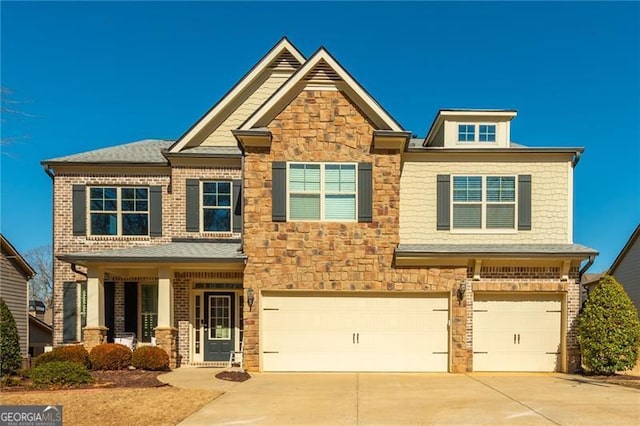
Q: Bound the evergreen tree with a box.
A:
[578,275,640,374]
[0,298,22,376]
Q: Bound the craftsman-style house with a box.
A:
[42,38,597,372]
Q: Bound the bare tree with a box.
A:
[24,245,53,308]
[1,87,34,151]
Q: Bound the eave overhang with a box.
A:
[372,130,412,151]
[232,128,272,149]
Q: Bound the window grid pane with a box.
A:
[209,296,231,340]
[202,181,233,232]
[458,124,475,142]
[479,125,496,142]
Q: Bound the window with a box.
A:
[479,125,496,142]
[458,124,475,142]
[89,187,149,235]
[140,284,158,343]
[458,124,496,143]
[452,176,516,229]
[202,181,232,232]
[288,163,356,221]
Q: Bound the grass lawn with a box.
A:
[0,387,222,425]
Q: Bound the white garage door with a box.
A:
[261,292,449,372]
[473,293,562,372]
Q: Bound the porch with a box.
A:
[58,242,247,368]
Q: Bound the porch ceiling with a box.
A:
[58,241,246,266]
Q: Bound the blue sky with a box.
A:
[1,1,638,272]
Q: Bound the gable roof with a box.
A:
[42,139,173,166]
[609,223,640,273]
[423,109,518,147]
[238,47,404,132]
[1,234,36,279]
[169,37,306,153]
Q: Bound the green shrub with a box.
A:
[33,345,90,368]
[0,298,22,376]
[29,361,93,388]
[131,346,170,371]
[89,343,132,370]
[578,275,640,374]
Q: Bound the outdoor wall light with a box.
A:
[247,287,255,311]
[456,282,467,305]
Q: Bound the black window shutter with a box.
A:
[358,163,373,222]
[437,175,451,230]
[72,185,86,236]
[186,179,200,232]
[149,186,162,237]
[233,180,242,233]
[272,162,286,222]
[63,282,78,342]
[518,175,532,230]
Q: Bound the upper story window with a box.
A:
[202,181,232,232]
[458,124,496,143]
[452,176,515,230]
[89,187,149,236]
[288,163,356,221]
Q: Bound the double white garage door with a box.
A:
[261,292,562,372]
[261,292,449,372]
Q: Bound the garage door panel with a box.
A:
[473,294,562,372]
[262,293,449,372]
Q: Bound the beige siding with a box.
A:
[0,253,29,356]
[400,159,571,244]
[202,72,291,146]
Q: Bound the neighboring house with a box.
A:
[42,38,598,373]
[1,234,36,359]
[29,300,53,357]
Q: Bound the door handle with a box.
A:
[517,334,520,344]
[514,334,516,344]
[357,333,359,344]
[353,333,355,344]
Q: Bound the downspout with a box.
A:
[71,263,88,278]
[572,151,582,167]
[579,255,596,297]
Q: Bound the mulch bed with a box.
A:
[584,373,640,390]
[1,369,167,392]
[215,371,251,382]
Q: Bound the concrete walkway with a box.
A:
[162,370,640,425]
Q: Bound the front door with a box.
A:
[204,292,235,361]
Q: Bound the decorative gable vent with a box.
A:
[270,51,302,72]
[305,60,341,85]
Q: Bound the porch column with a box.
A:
[155,267,177,368]
[84,266,107,351]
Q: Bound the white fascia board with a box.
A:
[169,39,305,153]
[240,48,403,132]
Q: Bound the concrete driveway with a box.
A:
[179,373,640,425]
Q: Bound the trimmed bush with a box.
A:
[89,343,132,370]
[578,275,640,374]
[30,361,93,388]
[131,346,170,371]
[32,345,90,368]
[0,298,22,376]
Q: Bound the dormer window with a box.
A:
[457,124,496,143]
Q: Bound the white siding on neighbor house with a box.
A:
[611,236,640,313]
[202,72,292,147]
[1,253,29,357]
[400,158,571,244]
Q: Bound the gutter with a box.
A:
[71,263,88,278]
[579,255,596,295]
[572,151,582,167]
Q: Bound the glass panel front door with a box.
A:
[203,292,234,361]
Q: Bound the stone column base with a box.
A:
[155,327,178,369]
[83,326,108,353]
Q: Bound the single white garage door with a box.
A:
[473,293,562,372]
[261,292,449,372]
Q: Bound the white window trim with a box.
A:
[450,175,518,234]
[87,186,150,237]
[456,123,498,144]
[286,162,358,222]
[208,294,232,341]
[200,180,233,233]
[138,282,158,344]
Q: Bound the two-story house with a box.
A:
[42,38,597,372]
